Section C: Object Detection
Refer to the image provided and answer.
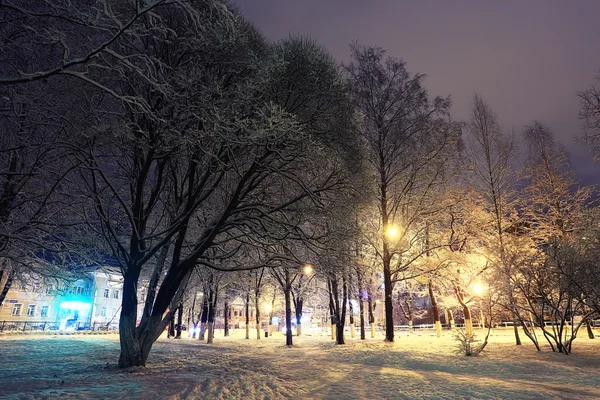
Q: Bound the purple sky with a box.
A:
[234,0,600,186]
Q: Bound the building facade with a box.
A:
[0,271,124,331]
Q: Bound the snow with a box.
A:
[1,328,600,399]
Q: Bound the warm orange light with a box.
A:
[303,264,314,275]
[472,283,488,295]
[386,225,399,239]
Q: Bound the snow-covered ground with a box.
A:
[1,327,600,399]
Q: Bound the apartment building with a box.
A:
[0,270,124,331]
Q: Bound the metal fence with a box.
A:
[0,320,118,333]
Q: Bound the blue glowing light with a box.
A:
[59,301,91,311]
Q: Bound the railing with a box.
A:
[0,321,118,333]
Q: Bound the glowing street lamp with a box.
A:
[386,225,399,240]
[472,283,487,295]
[303,264,314,276]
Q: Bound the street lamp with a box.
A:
[303,264,314,276]
[385,225,399,240]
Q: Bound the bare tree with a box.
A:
[465,94,523,345]
[578,71,600,160]
[345,43,460,342]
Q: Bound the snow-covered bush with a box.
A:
[453,329,483,356]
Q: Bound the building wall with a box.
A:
[0,272,123,330]
[0,281,61,323]
[90,272,123,327]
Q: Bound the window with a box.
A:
[100,307,107,317]
[104,288,110,298]
[76,286,84,294]
[112,289,119,299]
[12,304,22,316]
[111,308,117,317]
[27,305,36,317]
[41,306,49,318]
[234,311,238,317]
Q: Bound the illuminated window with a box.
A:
[41,306,49,317]
[12,304,22,316]
[104,289,110,298]
[113,289,119,299]
[27,305,36,317]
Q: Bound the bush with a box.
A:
[453,329,483,356]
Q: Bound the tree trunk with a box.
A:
[285,286,293,346]
[255,296,261,340]
[0,268,15,307]
[358,276,366,340]
[349,298,355,338]
[199,298,209,340]
[586,320,595,339]
[463,305,472,336]
[295,296,303,337]
[368,296,376,338]
[206,298,216,344]
[207,321,214,344]
[175,302,183,339]
[168,314,175,338]
[512,321,522,345]
[382,248,394,342]
[118,271,157,368]
[428,281,442,337]
[335,276,348,345]
[245,292,250,339]
[224,300,229,337]
[447,309,454,330]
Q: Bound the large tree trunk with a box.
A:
[118,271,163,368]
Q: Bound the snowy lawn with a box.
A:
[1,328,600,399]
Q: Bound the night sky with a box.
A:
[235,0,600,186]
